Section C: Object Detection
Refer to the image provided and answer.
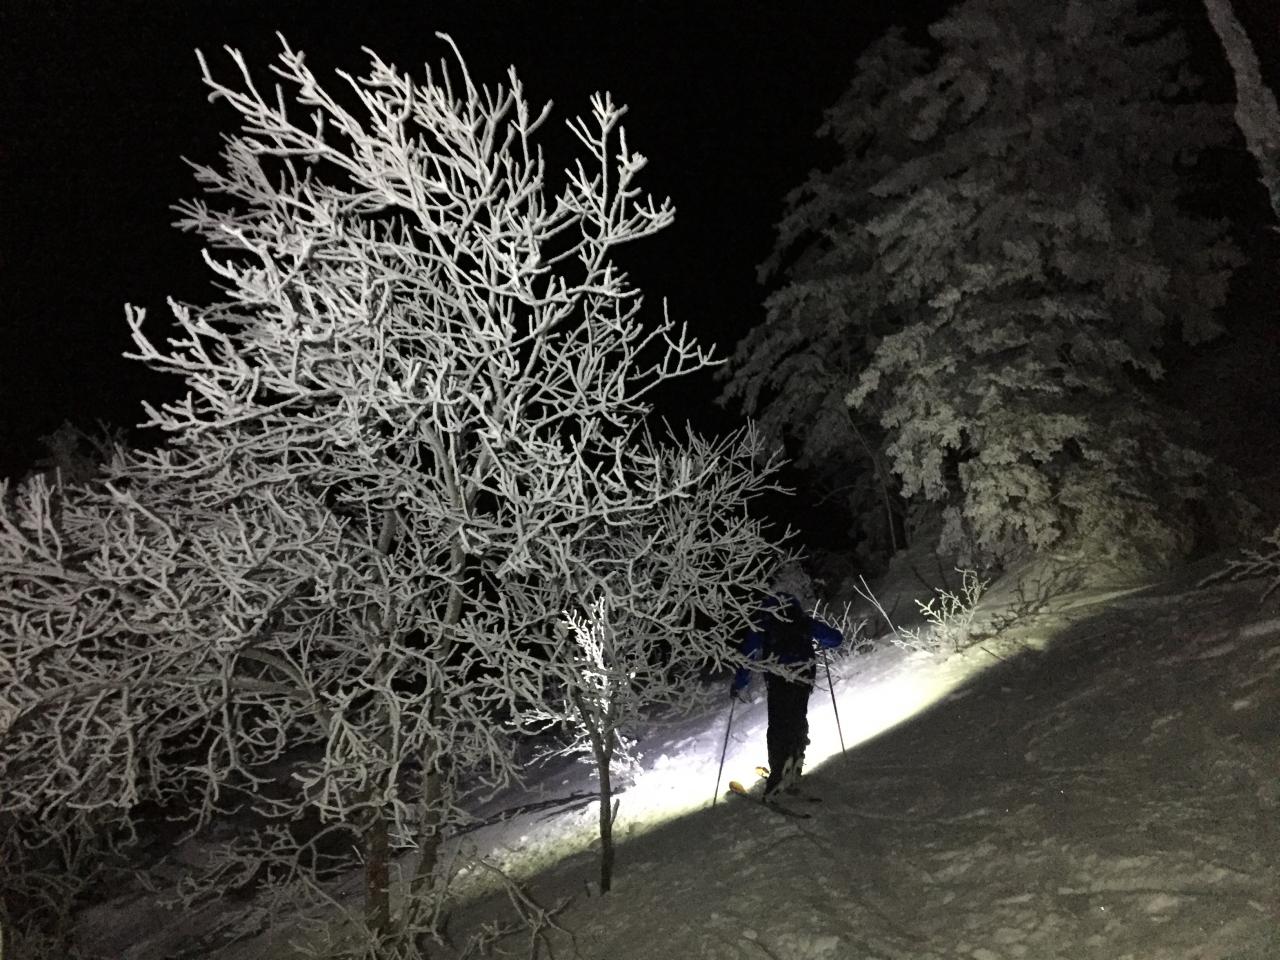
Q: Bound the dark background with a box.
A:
[2,0,1276,494]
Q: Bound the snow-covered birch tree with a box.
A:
[2,34,784,957]
[723,1,1243,568]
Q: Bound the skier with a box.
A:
[729,592,843,800]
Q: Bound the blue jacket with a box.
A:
[731,594,843,692]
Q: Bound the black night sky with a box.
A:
[1,0,1277,484]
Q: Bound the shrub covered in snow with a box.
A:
[1201,524,1280,603]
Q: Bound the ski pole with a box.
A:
[823,649,846,755]
[712,697,736,806]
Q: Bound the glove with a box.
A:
[729,686,750,703]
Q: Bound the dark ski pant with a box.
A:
[764,675,811,796]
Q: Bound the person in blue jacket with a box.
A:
[730,592,843,800]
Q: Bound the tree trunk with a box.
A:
[411,697,446,900]
[845,407,905,552]
[364,807,391,937]
[574,690,616,894]
[364,506,399,939]
[596,750,615,893]
[411,537,466,899]
[408,693,447,956]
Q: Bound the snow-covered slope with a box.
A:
[443,571,1280,959]
[81,566,1280,959]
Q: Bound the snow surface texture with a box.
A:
[79,566,1280,959]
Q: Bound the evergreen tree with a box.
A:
[723,0,1242,567]
[720,30,929,564]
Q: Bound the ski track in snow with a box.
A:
[80,574,1280,959]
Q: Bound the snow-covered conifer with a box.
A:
[723,1,1243,567]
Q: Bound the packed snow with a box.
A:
[78,559,1280,959]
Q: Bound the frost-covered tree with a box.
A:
[520,427,791,894]
[1,452,347,957]
[720,30,931,564]
[2,34,781,956]
[723,1,1243,567]
[1202,0,1280,222]
[1202,0,1280,599]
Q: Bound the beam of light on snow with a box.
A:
[466,644,1009,884]
[471,576,1147,882]
[804,650,986,770]
[614,643,1004,834]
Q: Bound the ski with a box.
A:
[763,798,812,819]
[753,766,823,803]
[727,780,812,819]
